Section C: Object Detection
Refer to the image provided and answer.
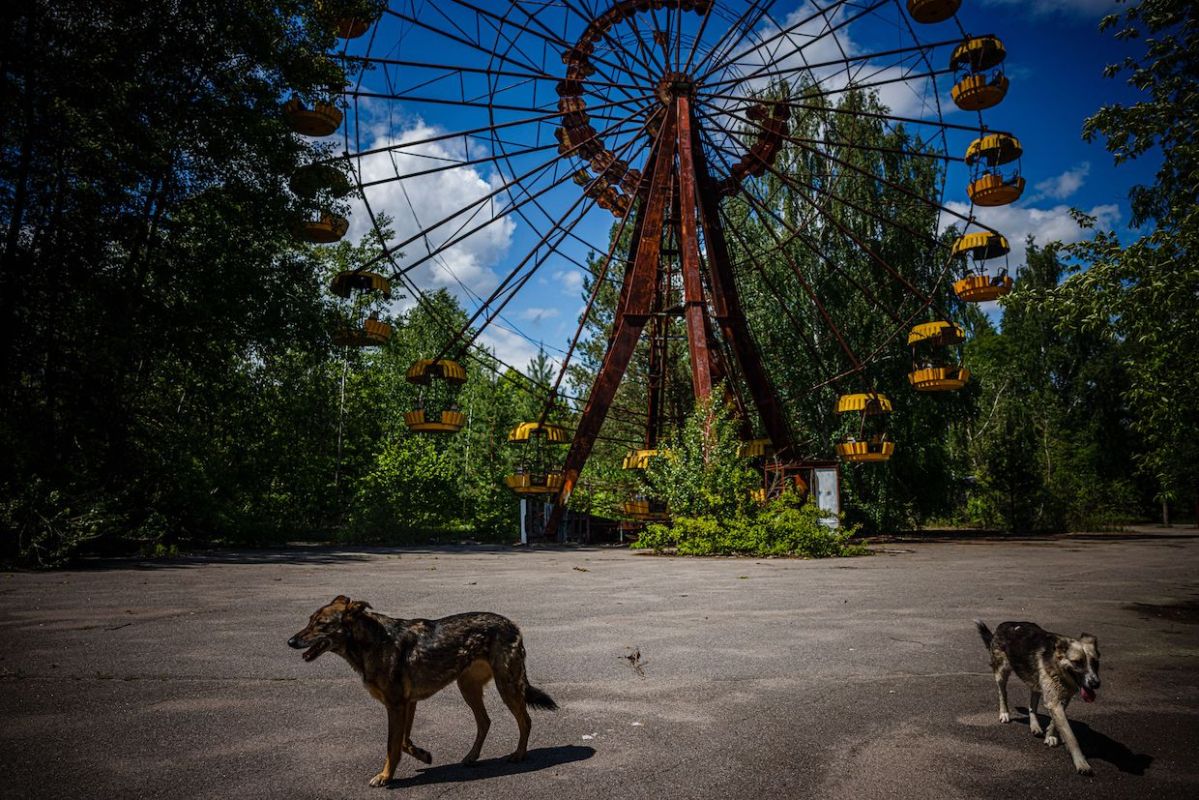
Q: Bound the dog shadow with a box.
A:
[1019,709,1153,775]
[387,745,596,788]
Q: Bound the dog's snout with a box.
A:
[1087,676,1101,690]
[287,635,304,649]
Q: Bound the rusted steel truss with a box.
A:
[546,92,797,535]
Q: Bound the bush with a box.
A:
[636,493,868,558]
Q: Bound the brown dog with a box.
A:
[288,596,557,787]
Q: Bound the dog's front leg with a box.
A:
[1028,689,1044,737]
[370,703,410,787]
[1046,703,1092,776]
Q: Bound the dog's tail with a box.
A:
[525,684,559,712]
[974,619,993,648]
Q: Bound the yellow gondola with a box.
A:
[283,98,343,137]
[293,213,349,244]
[403,409,466,433]
[505,422,570,494]
[334,316,391,348]
[906,0,961,24]
[289,163,353,199]
[621,497,668,521]
[952,232,1013,302]
[908,321,970,391]
[508,422,571,443]
[950,36,1008,112]
[404,359,468,433]
[621,449,659,470]
[966,134,1025,206]
[331,271,391,300]
[317,1,383,39]
[737,438,774,459]
[954,274,1014,302]
[835,393,894,463]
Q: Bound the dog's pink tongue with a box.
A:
[1081,686,1096,703]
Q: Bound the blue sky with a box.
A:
[338,0,1157,371]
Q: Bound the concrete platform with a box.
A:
[2,529,1197,799]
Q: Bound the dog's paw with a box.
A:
[506,752,527,764]
[1044,735,1060,747]
[461,752,480,765]
[999,712,1011,724]
[410,747,432,765]
[1076,762,1094,777]
[1030,724,1044,737]
[369,772,393,788]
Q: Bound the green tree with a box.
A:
[1,1,347,561]
[1043,0,1199,523]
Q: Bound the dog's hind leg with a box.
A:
[402,703,433,765]
[994,666,1012,723]
[493,668,532,763]
[457,664,492,765]
[370,702,411,787]
[1028,689,1044,737]
[1046,702,1092,776]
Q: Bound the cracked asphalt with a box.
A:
[2,528,1197,799]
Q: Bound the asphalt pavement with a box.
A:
[2,528,1197,799]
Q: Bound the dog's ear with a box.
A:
[346,600,371,616]
[1080,633,1097,645]
[332,594,351,606]
[1054,638,1070,658]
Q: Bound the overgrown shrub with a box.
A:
[637,492,867,558]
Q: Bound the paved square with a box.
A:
[2,530,1197,799]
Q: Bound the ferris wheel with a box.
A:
[283,0,1023,528]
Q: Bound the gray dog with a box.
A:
[975,620,1101,775]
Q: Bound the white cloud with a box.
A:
[1032,162,1090,201]
[943,200,1121,270]
[348,119,516,301]
[475,325,560,375]
[726,2,941,120]
[981,0,1119,17]
[519,307,560,323]
[553,268,585,295]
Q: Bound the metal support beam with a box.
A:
[688,108,798,458]
[547,105,680,533]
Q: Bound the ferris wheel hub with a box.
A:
[655,72,696,105]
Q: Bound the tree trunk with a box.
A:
[1161,498,1170,528]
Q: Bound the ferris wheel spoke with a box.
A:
[713,154,909,328]
[621,10,669,80]
[347,84,652,117]
[351,90,655,273]
[336,96,644,163]
[699,127,903,352]
[701,37,961,90]
[529,0,661,88]
[339,53,646,93]
[537,178,645,425]
[698,0,872,85]
[700,0,786,81]
[716,203,843,384]
[384,7,552,78]
[433,106,658,358]
[681,0,717,76]
[699,62,954,111]
[689,124,865,377]
[697,122,937,309]
[698,105,985,241]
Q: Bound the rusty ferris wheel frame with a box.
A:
[320,0,1014,532]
